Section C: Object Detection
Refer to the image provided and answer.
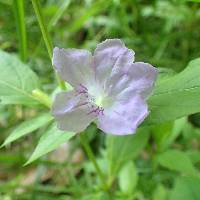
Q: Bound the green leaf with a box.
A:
[182,120,200,140]
[167,117,187,144]
[118,161,138,194]
[68,0,110,33]
[157,68,176,81]
[25,123,75,165]
[106,127,150,175]
[169,177,200,200]
[152,122,173,151]
[186,150,200,164]
[1,113,53,147]
[187,0,200,2]
[157,149,197,176]
[152,184,168,200]
[80,192,110,200]
[147,58,200,124]
[152,118,186,151]
[0,50,40,105]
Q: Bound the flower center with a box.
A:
[76,84,113,116]
[95,96,103,107]
[76,84,104,116]
[94,95,112,108]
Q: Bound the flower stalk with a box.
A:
[79,132,108,190]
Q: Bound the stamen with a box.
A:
[74,101,89,109]
[79,83,88,91]
[87,106,104,116]
[75,84,104,116]
[76,84,88,96]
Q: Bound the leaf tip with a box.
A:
[0,143,5,148]
[23,159,32,166]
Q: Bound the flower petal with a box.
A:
[52,47,94,88]
[97,95,148,135]
[108,62,158,100]
[94,39,135,89]
[52,91,95,132]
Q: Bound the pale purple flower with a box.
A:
[52,39,157,135]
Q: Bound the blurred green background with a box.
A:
[0,0,200,199]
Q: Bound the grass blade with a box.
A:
[48,0,71,30]
[31,0,53,58]
[31,0,66,90]
[13,0,27,62]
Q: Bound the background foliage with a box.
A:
[0,0,200,199]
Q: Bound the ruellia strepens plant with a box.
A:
[1,0,200,199]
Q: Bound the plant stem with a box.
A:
[13,0,27,62]
[31,0,52,58]
[79,133,107,190]
[31,0,66,90]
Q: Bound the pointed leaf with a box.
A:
[106,127,150,175]
[0,50,40,105]
[25,123,75,165]
[119,161,138,194]
[147,58,200,124]
[170,177,200,200]
[2,113,53,147]
[157,149,197,176]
